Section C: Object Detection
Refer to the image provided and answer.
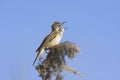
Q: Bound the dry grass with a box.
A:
[35,41,83,80]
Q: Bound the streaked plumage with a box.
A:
[33,22,64,65]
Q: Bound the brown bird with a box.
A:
[33,22,66,65]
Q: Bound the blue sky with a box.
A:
[0,0,120,80]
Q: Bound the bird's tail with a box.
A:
[32,48,44,65]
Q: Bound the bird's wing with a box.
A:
[36,35,48,52]
[36,31,57,52]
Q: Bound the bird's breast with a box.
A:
[47,32,63,48]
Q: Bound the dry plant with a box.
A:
[35,41,84,80]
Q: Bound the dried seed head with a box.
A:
[35,41,81,80]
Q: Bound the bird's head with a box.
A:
[51,21,66,32]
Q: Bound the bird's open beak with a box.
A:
[62,21,66,25]
[61,21,68,29]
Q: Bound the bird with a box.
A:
[33,21,66,65]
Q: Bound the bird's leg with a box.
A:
[45,48,49,54]
[39,57,44,62]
